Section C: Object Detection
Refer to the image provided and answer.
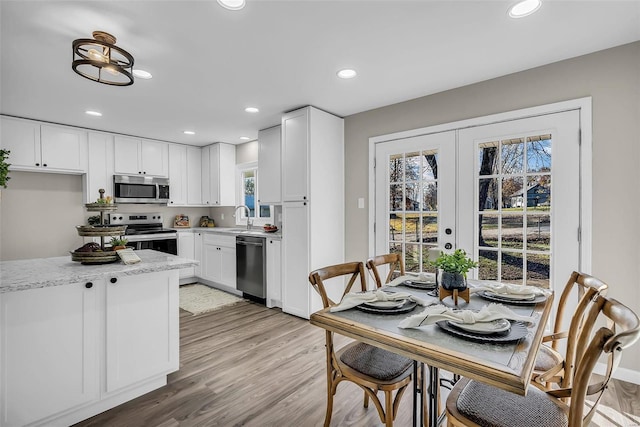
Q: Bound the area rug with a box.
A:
[179,284,243,315]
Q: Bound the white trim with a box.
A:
[235,161,274,226]
[368,97,592,275]
[594,363,640,386]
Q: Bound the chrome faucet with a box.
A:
[234,205,253,230]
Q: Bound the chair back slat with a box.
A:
[366,254,405,288]
[309,261,367,308]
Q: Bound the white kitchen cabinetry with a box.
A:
[201,233,236,291]
[0,281,99,427]
[186,146,202,205]
[194,232,203,278]
[0,117,87,173]
[84,132,115,203]
[257,125,282,204]
[114,135,168,177]
[266,237,282,308]
[281,106,344,319]
[201,143,236,206]
[0,270,179,427]
[168,144,187,205]
[177,231,196,280]
[105,271,178,393]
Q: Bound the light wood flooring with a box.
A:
[74,300,640,427]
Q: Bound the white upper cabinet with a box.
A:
[1,117,87,173]
[257,125,282,205]
[281,108,310,202]
[168,144,187,205]
[186,145,202,205]
[84,132,115,203]
[201,143,235,206]
[114,135,168,177]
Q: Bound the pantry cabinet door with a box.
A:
[0,117,41,169]
[40,125,87,172]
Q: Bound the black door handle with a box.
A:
[85,282,93,289]
[444,243,453,250]
[110,277,118,283]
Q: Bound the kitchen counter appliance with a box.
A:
[113,175,170,204]
[109,212,177,255]
[236,235,266,302]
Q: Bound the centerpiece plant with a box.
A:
[431,249,478,290]
[0,149,11,188]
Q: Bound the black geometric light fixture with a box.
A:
[72,31,134,86]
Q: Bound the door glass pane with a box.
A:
[383,147,441,275]
[476,133,553,288]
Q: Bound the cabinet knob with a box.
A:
[139,171,142,174]
[143,171,146,174]
[35,163,40,166]
[43,164,47,167]
[110,277,118,284]
[170,201,174,204]
[85,282,93,289]
[303,196,307,200]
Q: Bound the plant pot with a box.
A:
[440,271,467,291]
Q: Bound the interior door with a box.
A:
[374,110,581,295]
[374,131,456,278]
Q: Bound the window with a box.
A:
[236,162,273,225]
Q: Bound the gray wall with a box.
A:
[344,41,640,372]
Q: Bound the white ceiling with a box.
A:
[1,1,639,146]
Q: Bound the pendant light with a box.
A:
[72,31,134,86]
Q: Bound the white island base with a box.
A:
[0,250,196,427]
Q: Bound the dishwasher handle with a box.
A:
[236,241,264,247]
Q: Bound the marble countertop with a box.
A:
[174,227,282,239]
[0,250,198,293]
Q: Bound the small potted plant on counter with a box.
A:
[109,236,129,251]
[431,249,478,290]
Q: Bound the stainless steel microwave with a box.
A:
[113,175,170,204]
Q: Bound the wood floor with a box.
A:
[74,300,640,427]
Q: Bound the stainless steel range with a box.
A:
[108,212,177,255]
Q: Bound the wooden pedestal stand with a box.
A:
[439,287,470,306]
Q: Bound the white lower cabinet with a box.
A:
[0,282,99,427]
[0,270,179,427]
[194,232,203,278]
[202,233,236,290]
[266,238,282,308]
[177,231,196,279]
[105,271,179,393]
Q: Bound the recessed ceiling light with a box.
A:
[244,107,259,113]
[85,110,102,117]
[508,0,542,18]
[133,69,153,79]
[183,130,195,135]
[217,0,245,10]
[240,136,251,141]
[337,69,357,79]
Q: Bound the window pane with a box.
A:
[405,152,421,182]
[389,154,403,183]
[478,141,499,176]
[527,253,550,289]
[390,184,403,211]
[405,183,419,212]
[502,176,524,210]
[478,249,498,281]
[501,215,523,250]
[421,182,437,211]
[405,243,420,273]
[405,214,420,243]
[478,178,499,212]
[501,251,524,285]
[420,214,438,244]
[422,151,438,180]
[526,175,551,210]
[479,214,498,248]
[389,213,403,242]
[501,138,524,174]
[527,136,551,173]
[421,245,438,274]
[527,214,550,251]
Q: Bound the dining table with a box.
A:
[309,278,554,427]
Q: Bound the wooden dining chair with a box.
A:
[309,262,413,427]
[446,293,640,427]
[531,271,608,390]
[366,253,405,288]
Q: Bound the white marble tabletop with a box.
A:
[0,250,198,293]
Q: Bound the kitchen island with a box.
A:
[0,250,198,427]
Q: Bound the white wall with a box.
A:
[344,41,640,373]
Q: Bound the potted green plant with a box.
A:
[109,236,129,251]
[0,149,11,188]
[431,249,478,290]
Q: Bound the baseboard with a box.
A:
[594,363,640,385]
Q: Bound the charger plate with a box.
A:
[363,299,407,309]
[478,291,547,306]
[356,299,417,315]
[449,319,511,335]
[401,280,437,290]
[436,320,528,343]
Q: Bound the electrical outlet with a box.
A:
[358,197,365,209]
[221,213,225,220]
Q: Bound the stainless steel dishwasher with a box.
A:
[236,235,266,301]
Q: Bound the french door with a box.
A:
[374,110,581,292]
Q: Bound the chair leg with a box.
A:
[364,390,369,408]
[384,390,393,427]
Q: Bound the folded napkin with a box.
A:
[330,289,429,312]
[469,280,551,296]
[398,303,535,329]
[388,273,436,287]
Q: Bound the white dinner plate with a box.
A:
[362,299,407,309]
[448,319,511,335]
[485,291,536,301]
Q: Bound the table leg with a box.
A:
[412,361,425,427]
[428,366,440,427]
